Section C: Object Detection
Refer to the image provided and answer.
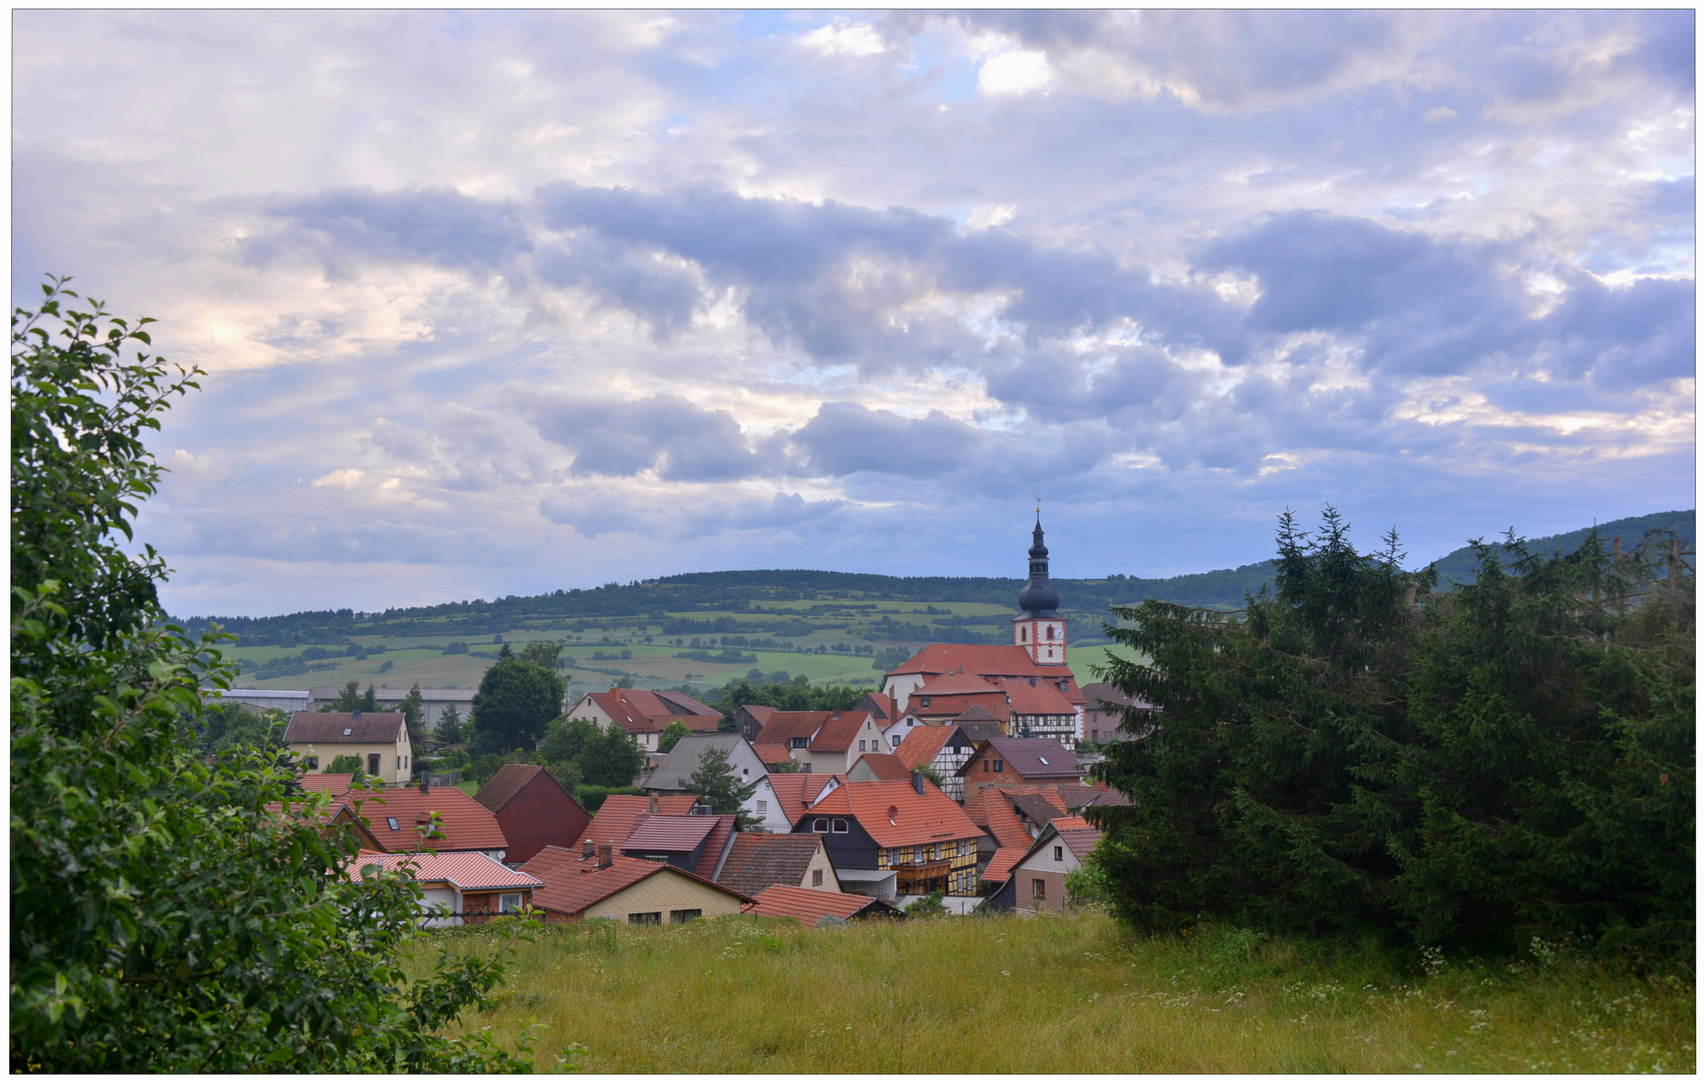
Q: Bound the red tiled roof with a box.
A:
[916,668,1004,697]
[753,712,829,746]
[766,774,839,824]
[912,696,1012,721]
[297,773,355,797]
[858,693,898,723]
[1058,827,1101,860]
[965,786,1035,851]
[581,795,700,848]
[807,712,875,753]
[968,738,1085,780]
[754,743,794,766]
[745,885,894,923]
[474,763,549,813]
[286,712,407,744]
[522,846,751,916]
[588,689,721,736]
[892,724,955,769]
[983,847,1024,884]
[622,814,720,854]
[887,645,1086,706]
[850,753,912,781]
[800,780,981,848]
[333,786,509,854]
[347,850,541,891]
[716,834,829,896]
[1003,680,1078,716]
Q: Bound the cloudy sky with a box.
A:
[13,10,1695,617]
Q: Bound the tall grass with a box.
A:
[414,913,1693,1073]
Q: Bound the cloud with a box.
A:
[539,486,844,540]
[979,50,1053,97]
[786,402,986,477]
[525,393,767,481]
[249,187,533,278]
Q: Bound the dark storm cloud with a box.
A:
[525,393,766,481]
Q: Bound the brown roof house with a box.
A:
[567,687,723,751]
[715,832,841,896]
[620,813,741,878]
[958,737,1086,804]
[641,733,792,832]
[753,711,885,774]
[984,818,1102,914]
[521,843,752,924]
[474,763,590,863]
[333,780,511,860]
[286,711,415,785]
[964,785,1071,885]
[745,884,903,924]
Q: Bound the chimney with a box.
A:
[597,843,613,870]
[912,771,925,796]
[581,839,595,860]
[649,791,659,815]
[352,709,362,719]
[420,773,430,795]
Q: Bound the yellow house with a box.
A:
[285,711,414,785]
[521,843,751,924]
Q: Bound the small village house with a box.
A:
[580,793,702,848]
[566,687,722,751]
[744,884,903,924]
[285,711,414,784]
[1078,681,1158,745]
[764,773,841,826]
[959,737,1086,804]
[521,843,751,924]
[753,710,883,774]
[620,814,741,877]
[334,779,510,860]
[641,733,792,832]
[793,776,983,898]
[892,723,978,802]
[984,818,1102,914]
[346,851,541,927]
[473,763,590,863]
[844,753,912,782]
[965,785,1071,886]
[715,833,842,897]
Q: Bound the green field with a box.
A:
[416,914,1694,1073]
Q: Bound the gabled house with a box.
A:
[334,781,511,860]
[641,733,791,832]
[1078,681,1159,745]
[715,833,841,896]
[267,791,384,851]
[984,818,1102,914]
[964,785,1071,886]
[745,884,903,924]
[567,687,722,751]
[845,753,912,782]
[620,814,740,878]
[1056,783,1132,815]
[765,773,841,826]
[347,851,541,927]
[881,643,1085,715]
[892,724,979,802]
[734,704,777,740]
[753,711,883,774]
[285,711,414,784]
[959,738,1086,804]
[581,794,702,849]
[473,764,590,863]
[794,776,984,898]
[522,843,752,924]
[952,708,1010,746]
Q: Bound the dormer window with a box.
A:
[813,818,829,833]
[343,728,353,736]
[386,817,400,831]
[832,819,848,833]
[1038,756,1049,765]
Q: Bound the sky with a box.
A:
[12,10,1696,618]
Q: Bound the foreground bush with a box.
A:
[10,281,532,1071]
[1093,509,1693,956]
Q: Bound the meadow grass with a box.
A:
[413,912,1694,1074]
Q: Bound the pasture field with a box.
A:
[417,914,1693,1074]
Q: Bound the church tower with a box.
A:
[1013,513,1067,665]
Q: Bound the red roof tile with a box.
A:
[581,795,700,848]
[754,743,794,766]
[886,645,1086,706]
[297,773,355,797]
[474,763,550,812]
[753,712,829,746]
[766,774,839,824]
[916,668,1004,697]
[347,850,541,891]
[745,885,897,923]
[587,689,722,736]
[333,786,510,854]
[1002,679,1078,716]
[983,847,1024,884]
[800,781,981,848]
[522,846,752,916]
[285,712,407,744]
[807,712,875,753]
[892,724,955,769]
[849,753,912,781]
[715,834,829,896]
[621,814,720,854]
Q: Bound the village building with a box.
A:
[964,785,1071,885]
[1078,681,1159,745]
[959,738,1086,804]
[521,843,750,924]
[333,780,510,860]
[641,733,791,832]
[346,851,541,927]
[308,685,477,729]
[845,753,912,782]
[473,764,590,863]
[983,818,1102,914]
[714,833,841,896]
[794,776,983,898]
[733,704,777,740]
[892,723,979,803]
[744,884,904,924]
[566,687,722,751]
[765,773,841,826]
[752,710,883,774]
[619,814,741,878]
[579,794,702,848]
[285,711,414,784]
[900,669,1082,749]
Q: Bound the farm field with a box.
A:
[418,914,1694,1074]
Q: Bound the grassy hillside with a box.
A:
[186,509,1691,694]
[1428,508,1695,586]
[418,914,1693,1073]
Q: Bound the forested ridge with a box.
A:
[175,510,1692,648]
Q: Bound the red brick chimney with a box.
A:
[597,844,613,870]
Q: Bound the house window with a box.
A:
[742,768,749,776]
[305,755,319,770]
[913,848,925,864]
[386,817,400,831]
[790,737,809,748]
[906,718,913,727]
[813,819,829,833]
[367,753,381,775]
[499,892,523,913]
[1054,845,1064,862]
[1059,680,1069,692]
[812,869,824,887]
[628,912,662,926]
[1033,877,1047,900]
[670,909,701,924]
[858,740,866,752]
[919,698,930,708]
[756,800,767,815]
[832,819,848,833]
[982,760,990,773]
[801,763,812,773]
[993,760,1004,773]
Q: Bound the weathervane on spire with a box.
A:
[1035,492,1041,521]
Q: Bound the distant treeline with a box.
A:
[172,509,1692,648]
